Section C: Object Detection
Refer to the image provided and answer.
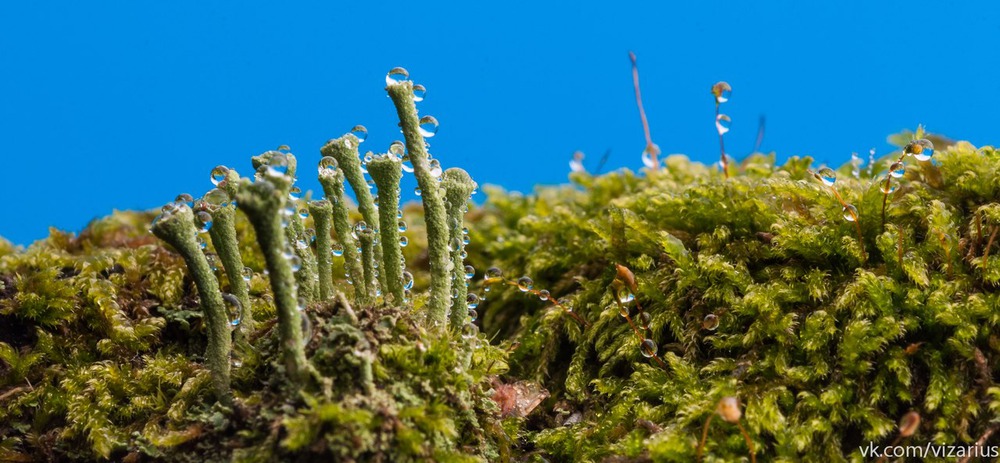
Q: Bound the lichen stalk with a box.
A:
[150,205,231,403]
[234,174,312,386]
[285,213,319,303]
[318,167,368,304]
[387,80,452,327]
[367,155,405,305]
[308,200,335,300]
[320,136,387,294]
[357,229,378,299]
[442,168,477,330]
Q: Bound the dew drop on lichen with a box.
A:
[412,84,426,102]
[702,313,720,330]
[211,165,229,186]
[517,276,533,292]
[351,124,368,142]
[712,81,732,104]
[640,338,657,358]
[418,115,439,138]
[222,293,242,327]
[715,114,731,136]
[386,67,409,86]
[816,167,837,186]
[843,204,858,222]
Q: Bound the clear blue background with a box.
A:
[1,1,998,245]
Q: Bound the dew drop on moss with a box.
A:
[843,204,858,222]
[517,276,533,292]
[702,313,720,330]
[640,339,658,358]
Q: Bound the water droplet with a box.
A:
[412,84,426,102]
[175,193,194,205]
[641,144,661,169]
[702,313,719,331]
[414,187,421,196]
[485,267,503,282]
[196,211,213,233]
[242,266,253,282]
[715,114,731,136]
[351,124,368,142]
[418,115,439,138]
[300,312,312,347]
[288,254,302,272]
[467,293,480,309]
[640,338,658,358]
[517,277,533,292]
[399,236,409,247]
[402,271,414,290]
[538,289,550,301]
[428,159,443,178]
[203,188,231,208]
[842,204,858,222]
[889,161,905,178]
[222,293,243,327]
[569,151,586,173]
[815,167,837,186]
[211,166,229,186]
[332,243,344,257]
[712,81,732,104]
[905,139,935,161]
[386,66,409,86]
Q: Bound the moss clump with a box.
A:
[468,136,1000,461]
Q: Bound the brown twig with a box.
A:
[628,51,658,169]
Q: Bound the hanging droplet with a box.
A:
[569,151,586,173]
[414,187,422,196]
[222,293,243,327]
[517,276,533,292]
[211,165,229,186]
[412,84,426,102]
[386,67,409,86]
[538,289,550,301]
[288,254,302,272]
[842,204,858,222]
[715,114,731,136]
[402,271,414,290]
[702,313,720,331]
[351,124,368,142]
[242,266,253,282]
[418,115,439,138]
[196,211,213,233]
[399,236,409,247]
[889,161,905,178]
[467,293,480,309]
[712,81,732,104]
[428,158,443,178]
[904,139,935,161]
[815,167,837,186]
[640,338,658,358]
[332,243,344,257]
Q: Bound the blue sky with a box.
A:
[1,1,998,245]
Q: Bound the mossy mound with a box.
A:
[469,138,1000,461]
[0,211,508,462]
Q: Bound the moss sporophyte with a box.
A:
[5,60,1000,461]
